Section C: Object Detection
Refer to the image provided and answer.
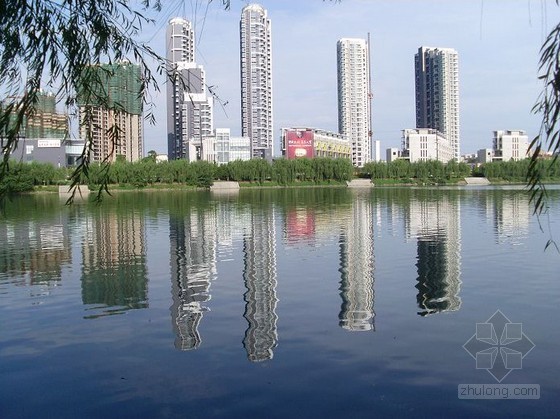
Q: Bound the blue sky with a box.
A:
[139,0,560,156]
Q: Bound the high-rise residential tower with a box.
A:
[240,4,273,160]
[415,46,460,161]
[337,38,372,168]
[166,17,213,161]
[78,61,143,162]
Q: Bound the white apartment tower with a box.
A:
[166,17,213,161]
[240,4,273,160]
[337,38,372,167]
[415,46,460,161]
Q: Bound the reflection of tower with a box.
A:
[169,208,217,350]
[81,209,147,318]
[407,194,461,316]
[0,213,71,285]
[493,192,530,245]
[338,192,375,331]
[243,207,278,361]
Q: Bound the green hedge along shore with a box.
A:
[2,157,559,195]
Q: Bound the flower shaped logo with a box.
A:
[463,310,535,382]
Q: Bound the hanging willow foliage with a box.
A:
[0,0,231,203]
[530,0,560,216]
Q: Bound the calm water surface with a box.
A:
[1,186,559,418]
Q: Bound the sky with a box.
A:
[138,0,560,157]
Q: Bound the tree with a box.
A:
[530,0,560,217]
[144,150,158,163]
[0,0,230,202]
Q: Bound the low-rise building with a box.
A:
[476,130,530,163]
[281,128,351,160]
[3,137,86,167]
[211,128,251,164]
[1,91,87,167]
[477,148,493,164]
[401,128,453,163]
[386,147,401,163]
[493,130,529,161]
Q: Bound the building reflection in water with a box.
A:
[406,194,461,316]
[81,210,148,319]
[284,207,316,246]
[169,208,217,350]
[338,192,375,331]
[493,192,530,245]
[0,215,71,292]
[243,207,278,362]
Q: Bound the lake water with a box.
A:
[1,186,559,418]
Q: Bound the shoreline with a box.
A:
[27,179,560,195]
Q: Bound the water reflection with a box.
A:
[284,207,316,246]
[338,192,376,331]
[2,187,555,360]
[493,192,530,245]
[81,209,148,318]
[406,193,462,316]
[0,215,71,287]
[169,207,217,350]
[471,188,531,245]
[243,206,278,362]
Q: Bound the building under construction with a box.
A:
[1,91,67,139]
[78,61,143,163]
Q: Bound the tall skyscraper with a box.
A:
[166,17,213,161]
[415,46,460,161]
[337,37,372,167]
[240,4,273,159]
[78,61,143,162]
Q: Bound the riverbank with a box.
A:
[30,178,560,196]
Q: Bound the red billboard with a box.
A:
[286,130,314,159]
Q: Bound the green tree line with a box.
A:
[360,160,472,183]
[476,159,560,182]
[0,157,355,193]
[3,157,559,195]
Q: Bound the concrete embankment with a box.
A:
[346,179,374,188]
[464,177,491,185]
[210,181,240,192]
[58,185,90,199]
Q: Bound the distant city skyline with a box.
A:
[138,1,558,156]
